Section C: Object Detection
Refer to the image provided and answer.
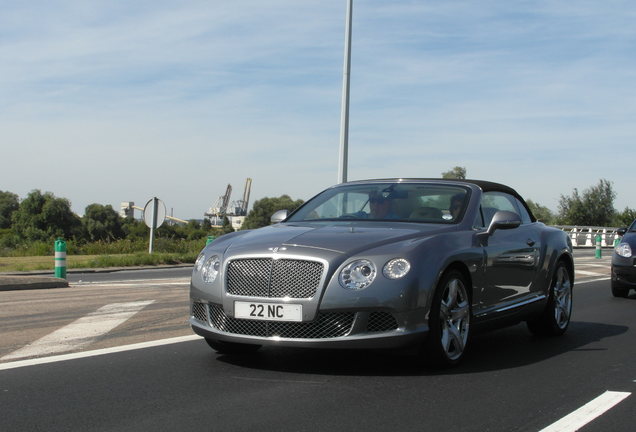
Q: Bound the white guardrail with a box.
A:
[553,226,621,248]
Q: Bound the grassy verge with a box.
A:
[0,253,197,273]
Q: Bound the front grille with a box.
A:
[192,302,208,323]
[226,258,323,299]
[367,312,398,332]
[208,304,353,339]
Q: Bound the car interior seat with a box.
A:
[409,206,443,221]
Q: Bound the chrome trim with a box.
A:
[475,294,546,317]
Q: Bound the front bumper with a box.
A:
[611,255,636,287]
[190,301,427,349]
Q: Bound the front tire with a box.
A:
[611,280,630,298]
[527,261,572,336]
[205,338,261,355]
[423,269,471,367]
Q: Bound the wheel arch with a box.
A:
[554,251,575,289]
[437,261,474,302]
[542,227,575,289]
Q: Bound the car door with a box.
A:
[474,192,542,315]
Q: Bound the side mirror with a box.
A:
[485,210,522,235]
[270,209,289,224]
[617,227,627,236]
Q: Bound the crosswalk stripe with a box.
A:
[1,300,155,361]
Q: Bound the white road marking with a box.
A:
[575,277,611,285]
[0,335,201,371]
[576,270,604,276]
[539,391,631,432]
[574,257,611,262]
[1,300,155,361]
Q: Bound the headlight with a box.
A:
[615,243,632,258]
[202,255,221,283]
[339,259,376,290]
[194,253,206,272]
[383,258,411,279]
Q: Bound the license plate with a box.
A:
[234,301,302,322]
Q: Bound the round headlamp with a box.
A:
[383,258,411,279]
[194,253,206,272]
[202,255,221,283]
[339,259,377,290]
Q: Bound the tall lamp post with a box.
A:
[338,0,353,184]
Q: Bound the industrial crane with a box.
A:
[204,179,253,228]
[230,178,252,216]
[205,184,233,218]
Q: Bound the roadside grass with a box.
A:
[0,238,206,273]
[0,252,197,273]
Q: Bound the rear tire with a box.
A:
[205,338,261,354]
[423,269,471,367]
[527,261,572,336]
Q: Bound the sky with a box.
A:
[2,1,635,220]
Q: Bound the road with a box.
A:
[1,251,634,431]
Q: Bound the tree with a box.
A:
[614,207,636,227]
[202,218,211,230]
[83,204,124,241]
[0,190,19,229]
[242,195,304,229]
[526,199,555,224]
[441,166,467,180]
[557,179,616,226]
[221,216,235,234]
[11,190,82,241]
[120,218,143,239]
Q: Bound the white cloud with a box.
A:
[1,1,635,218]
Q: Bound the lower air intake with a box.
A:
[207,304,354,339]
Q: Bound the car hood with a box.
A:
[621,232,636,246]
[224,222,454,257]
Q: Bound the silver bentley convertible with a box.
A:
[190,179,574,366]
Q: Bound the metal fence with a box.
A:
[553,226,621,248]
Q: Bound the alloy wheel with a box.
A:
[553,265,572,330]
[439,277,470,361]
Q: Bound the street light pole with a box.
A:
[338,0,353,184]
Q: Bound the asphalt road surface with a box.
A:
[1,251,634,432]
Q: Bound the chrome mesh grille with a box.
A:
[226,259,270,296]
[192,302,208,323]
[226,258,323,299]
[208,304,353,339]
[367,312,398,332]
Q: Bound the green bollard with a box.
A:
[206,235,216,245]
[595,234,602,259]
[54,237,67,279]
[614,237,621,248]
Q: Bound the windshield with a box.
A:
[288,183,470,224]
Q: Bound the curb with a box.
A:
[0,264,193,292]
[0,276,69,292]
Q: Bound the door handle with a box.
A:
[527,239,535,246]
